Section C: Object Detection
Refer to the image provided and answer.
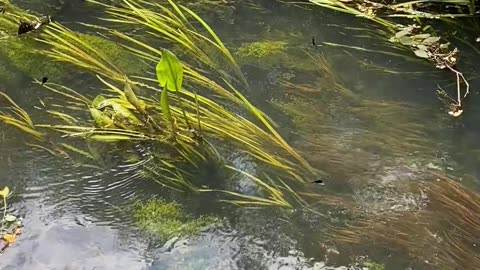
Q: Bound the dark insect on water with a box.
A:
[41,77,48,85]
[312,37,320,47]
[311,179,325,185]
[18,22,36,35]
[18,16,51,35]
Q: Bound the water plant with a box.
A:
[133,198,218,240]
[333,175,480,269]
[305,0,472,116]
[0,186,20,254]
[0,0,317,209]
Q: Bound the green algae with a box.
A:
[365,262,385,270]
[236,41,287,58]
[1,39,65,80]
[133,198,218,240]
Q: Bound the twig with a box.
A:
[445,65,469,106]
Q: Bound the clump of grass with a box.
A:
[133,198,218,240]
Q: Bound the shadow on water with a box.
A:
[1,0,480,269]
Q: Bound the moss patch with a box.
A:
[365,262,385,270]
[236,41,287,58]
[1,39,65,79]
[133,198,218,240]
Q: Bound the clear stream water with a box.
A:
[1,0,480,269]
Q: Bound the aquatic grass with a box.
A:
[87,0,245,85]
[0,92,44,139]
[0,1,318,208]
[34,4,315,182]
[332,176,480,269]
[270,51,436,185]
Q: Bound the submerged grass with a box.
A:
[272,52,434,180]
[333,175,480,269]
[0,0,315,208]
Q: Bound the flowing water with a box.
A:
[1,0,480,269]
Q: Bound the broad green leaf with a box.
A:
[412,33,431,39]
[92,95,106,108]
[110,101,140,124]
[414,49,429,58]
[395,29,411,38]
[156,49,183,92]
[440,43,450,49]
[0,187,10,198]
[398,36,413,45]
[422,36,441,44]
[90,108,114,128]
[417,44,428,51]
[4,214,16,222]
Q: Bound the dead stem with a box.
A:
[444,65,469,117]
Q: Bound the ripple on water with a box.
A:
[0,203,147,270]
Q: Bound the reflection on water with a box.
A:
[1,0,480,269]
[0,205,147,270]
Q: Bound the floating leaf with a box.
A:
[0,187,10,198]
[156,49,183,92]
[440,43,450,49]
[422,36,441,44]
[414,49,429,58]
[417,44,428,51]
[398,36,413,46]
[412,33,431,40]
[395,29,410,38]
[4,214,16,222]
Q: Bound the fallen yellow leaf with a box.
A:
[0,187,9,198]
[2,233,16,244]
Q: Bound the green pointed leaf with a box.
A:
[110,101,140,124]
[395,29,411,38]
[422,36,440,44]
[90,108,114,128]
[417,44,428,51]
[412,33,431,40]
[398,36,413,46]
[124,81,146,113]
[0,187,9,198]
[414,49,429,58]
[92,95,106,108]
[156,49,183,92]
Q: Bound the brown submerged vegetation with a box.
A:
[333,176,480,269]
